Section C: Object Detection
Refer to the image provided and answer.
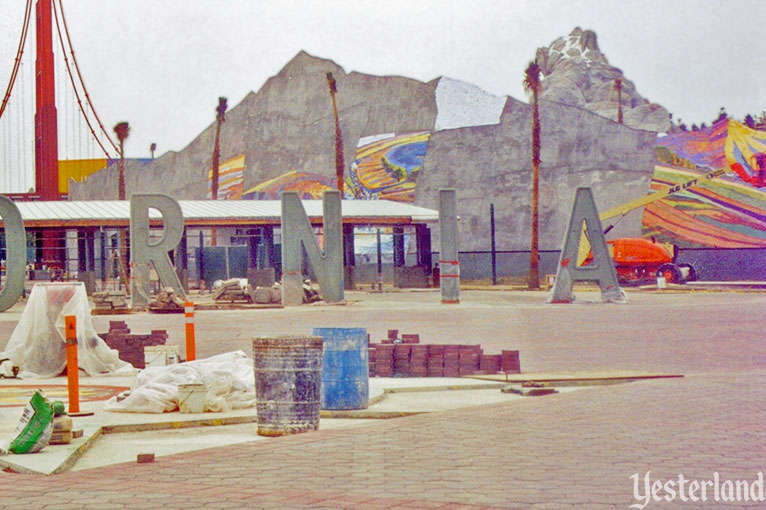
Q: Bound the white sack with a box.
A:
[104,351,256,413]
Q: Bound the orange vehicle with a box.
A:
[606,238,696,285]
[582,238,696,285]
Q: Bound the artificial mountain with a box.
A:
[70,30,660,252]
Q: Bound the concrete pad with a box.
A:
[0,374,559,474]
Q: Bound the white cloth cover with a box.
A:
[104,351,256,413]
[1,283,135,378]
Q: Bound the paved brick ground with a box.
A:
[3,371,764,509]
[1,290,765,509]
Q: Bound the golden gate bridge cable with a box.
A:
[0,0,33,121]
[55,0,119,157]
[51,0,115,163]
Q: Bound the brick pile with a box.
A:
[100,321,169,369]
[368,329,520,378]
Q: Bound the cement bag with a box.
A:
[104,351,256,413]
[8,391,56,454]
[0,283,135,378]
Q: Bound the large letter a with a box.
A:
[548,188,625,304]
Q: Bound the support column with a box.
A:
[99,229,106,285]
[416,224,433,286]
[343,223,355,290]
[86,228,95,272]
[175,227,189,293]
[392,226,405,288]
[77,229,87,274]
[439,189,460,304]
[247,228,259,269]
[490,203,497,286]
[416,224,432,269]
[393,226,405,268]
[262,225,275,269]
[197,230,205,290]
[77,228,96,293]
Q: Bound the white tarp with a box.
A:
[0,282,135,378]
[104,351,256,413]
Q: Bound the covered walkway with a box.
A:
[1,199,440,291]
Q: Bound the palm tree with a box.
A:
[113,121,130,289]
[523,62,542,290]
[210,97,227,247]
[326,72,345,193]
[113,122,130,200]
[211,97,228,201]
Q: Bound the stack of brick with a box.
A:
[367,329,519,378]
[501,350,521,374]
[444,345,460,377]
[100,321,169,369]
[459,345,481,376]
[393,344,411,377]
[480,354,503,373]
[374,344,394,377]
[410,345,428,377]
[427,345,445,377]
[368,346,376,376]
[92,290,129,311]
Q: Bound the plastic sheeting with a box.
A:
[104,351,256,413]
[0,283,135,378]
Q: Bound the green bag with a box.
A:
[9,391,55,454]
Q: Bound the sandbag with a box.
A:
[8,391,56,454]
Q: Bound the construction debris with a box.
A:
[501,383,558,397]
[303,281,321,303]
[212,278,255,303]
[92,290,129,312]
[49,415,74,445]
[149,287,185,313]
[207,278,320,305]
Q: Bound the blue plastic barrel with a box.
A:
[313,327,369,410]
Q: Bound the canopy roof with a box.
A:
[2,199,439,228]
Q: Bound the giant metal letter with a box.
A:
[439,189,460,304]
[0,196,26,311]
[130,194,186,309]
[548,187,625,303]
[281,190,343,305]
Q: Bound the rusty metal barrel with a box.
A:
[252,335,323,437]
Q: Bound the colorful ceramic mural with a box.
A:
[207,154,245,200]
[643,120,766,248]
[348,131,430,202]
[242,131,431,202]
[242,170,338,200]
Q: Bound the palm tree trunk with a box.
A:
[528,94,541,290]
[327,73,344,193]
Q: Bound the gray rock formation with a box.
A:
[535,27,671,133]
[69,51,437,200]
[416,97,657,251]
